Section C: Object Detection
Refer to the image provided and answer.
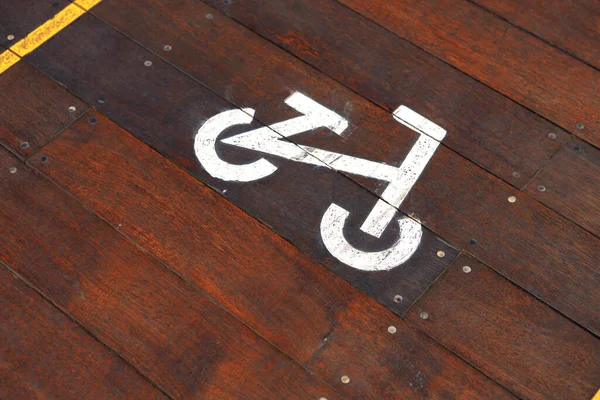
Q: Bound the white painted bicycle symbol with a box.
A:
[195,93,446,272]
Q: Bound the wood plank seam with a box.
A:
[28,7,599,338]
[0,258,174,399]
[22,121,345,399]
[465,0,600,72]
[0,0,102,75]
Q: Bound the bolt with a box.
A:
[419,311,429,320]
[163,45,172,51]
[7,34,15,41]
[9,167,17,174]
[393,295,403,303]
[388,326,397,334]
[144,60,153,67]
[537,185,546,192]
[576,123,584,130]
[341,376,350,384]
[436,250,445,258]
[462,266,472,273]
[20,142,29,149]
[68,105,77,113]
[508,196,516,203]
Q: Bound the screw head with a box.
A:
[89,117,97,125]
[20,142,29,148]
[512,171,520,178]
[508,196,516,203]
[163,45,172,51]
[341,375,350,384]
[574,145,582,152]
[436,250,445,258]
[7,34,15,41]
[547,133,557,140]
[205,13,214,19]
[537,185,546,192]
[68,105,77,113]
[144,60,153,67]
[393,295,403,303]
[469,239,477,245]
[462,266,472,273]
[388,325,397,334]
[97,96,106,104]
[9,167,17,174]
[419,311,429,320]
[576,123,584,130]
[40,156,48,162]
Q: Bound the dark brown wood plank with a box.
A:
[332,0,600,146]
[0,62,87,157]
[0,0,71,46]
[91,0,569,189]
[0,148,341,399]
[471,0,600,69]
[525,139,600,238]
[405,254,600,400]
[24,14,459,317]
[0,263,167,400]
[29,110,515,399]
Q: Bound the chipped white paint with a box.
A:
[194,93,445,271]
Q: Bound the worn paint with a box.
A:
[195,93,445,271]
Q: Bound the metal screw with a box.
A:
[574,145,582,153]
[419,311,429,320]
[576,123,584,130]
[20,142,29,149]
[40,156,48,162]
[205,13,214,19]
[97,96,106,104]
[393,295,403,303]
[512,171,520,178]
[469,239,477,245]
[9,167,17,174]
[89,117,97,125]
[341,376,350,384]
[462,266,472,273]
[68,105,77,113]
[508,196,516,203]
[163,45,172,51]
[537,185,546,192]
[144,60,153,67]
[7,34,14,41]
[388,326,397,334]
[436,250,445,258]
[547,133,556,140]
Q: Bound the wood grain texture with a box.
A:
[56,4,600,335]
[333,0,600,146]
[25,14,458,316]
[92,0,569,189]
[525,139,600,238]
[0,263,167,400]
[0,0,71,47]
[472,0,600,69]
[0,62,87,157]
[0,148,341,400]
[29,110,515,399]
[405,254,600,400]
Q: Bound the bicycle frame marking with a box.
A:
[194,92,446,271]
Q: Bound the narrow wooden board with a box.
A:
[24,14,459,316]
[405,254,600,400]
[0,0,71,46]
[0,62,87,157]
[29,110,515,399]
[91,0,569,189]
[525,139,600,238]
[0,149,342,399]
[33,6,600,337]
[331,0,600,146]
[0,264,167,400]
[472,0,600,69]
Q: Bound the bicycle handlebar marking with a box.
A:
[194,92,446,271]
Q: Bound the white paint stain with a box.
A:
[194,93,446,271]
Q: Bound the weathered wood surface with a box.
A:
[24,14,459,316]
[472,0,600,69]
[0,62,87,157]
[92,0,569,189]
[29,110,515,399]
[335,0,600,146]
[525,139,600,238]
[33,6,600,335]
[0,261,167,400]
[0,147,341,399]
[207,0,599,148]
[405,254,600,400]
[0,0,70,46]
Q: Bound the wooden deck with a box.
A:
[0,1,599,399]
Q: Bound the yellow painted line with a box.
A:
[0,0,102,75]
[592,388,600,400]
